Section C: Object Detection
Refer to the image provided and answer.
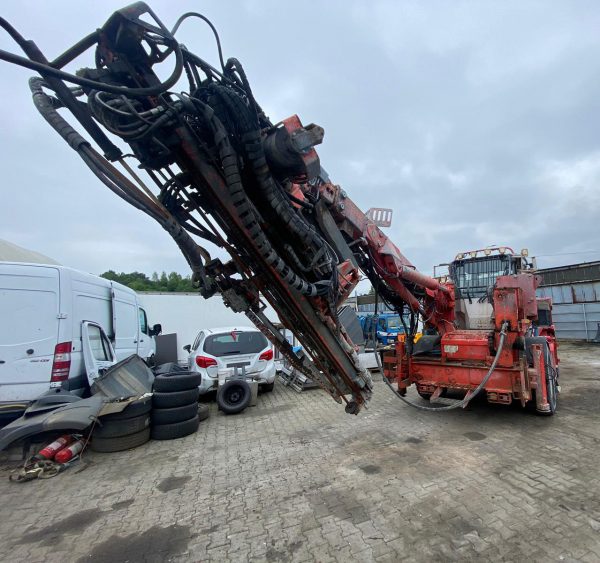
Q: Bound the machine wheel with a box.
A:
[91,428,151,453]
[153,388,200,409]
[151,402,198,425]
[217,380,252,414]
[197,403,210,421]
[537,342,558,416]
[260,382,275,393]
[153,372,201,393]
[151,415,200,440]
[94,413,150,439]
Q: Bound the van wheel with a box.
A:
[153,372,202,393]
[217,380,251,414]
[151,415,200,440]
[153,388,199,409]
[260,382,275,393]
[91,428,151,453]
[151,402,198,425]
[93,413,150,439]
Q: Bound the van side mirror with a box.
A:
[150,323,162,337]
[183,344,191,353]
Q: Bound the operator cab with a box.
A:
[448,247,533,330]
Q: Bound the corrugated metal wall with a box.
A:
[537,281,600,341]
[547,302,600,340]
[537,282,600,305]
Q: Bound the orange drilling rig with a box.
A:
[0,3,558,415]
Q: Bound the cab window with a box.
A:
[139,308,148,335]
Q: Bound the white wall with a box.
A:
[139,292,279,361]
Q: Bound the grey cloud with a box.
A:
[1,0,599,279]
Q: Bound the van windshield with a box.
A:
[203,331,268,357]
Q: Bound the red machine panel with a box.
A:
[441,330,489,362]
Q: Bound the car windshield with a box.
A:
[386,316,401,329]
[203,331,268,357]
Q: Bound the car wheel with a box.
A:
[151,402,198,425]
[261,382,275,393]
[197,403,209,421]
[153,372,202,393]
[151,415,200,440]
[153,388,200,409]
[217,380,252,414]
[91,427,151,453]
[94,412,150,439]
[99,395,153,421]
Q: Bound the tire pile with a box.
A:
[90,364,208,453]
[91,395,152,453]
[152,369,206,440]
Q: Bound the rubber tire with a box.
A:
[417,391,431,401]
[154,362,186,375]
[153,388,199,409]
[91,427,151,453]
[151,415,200,440]
[100,395,152,421]
[537,344,558,416]
[261,382,275,393]
[526,337,558,416]
[153,372,202,393]
[197,403,209,421]
[217,380,252,415]
[94,413,150,439]
[151,402,198,425]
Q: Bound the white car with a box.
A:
[185,326,276,395]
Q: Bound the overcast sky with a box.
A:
[2,1,600,282]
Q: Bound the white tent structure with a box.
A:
[0,239,59,265]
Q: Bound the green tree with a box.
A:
[100,270,195,293]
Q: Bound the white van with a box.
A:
[0,262,161,416]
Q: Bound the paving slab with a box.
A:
[0,342,598,562]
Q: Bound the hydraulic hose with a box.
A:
[189,97,328,297]
[29,77,210,285]
[375,321,509,411]
[205,83,334,278]
[0,42,183,98]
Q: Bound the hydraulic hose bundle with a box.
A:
[0,3,374,411]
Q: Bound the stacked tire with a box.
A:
[152,369,206,440]
[91,395,152,453]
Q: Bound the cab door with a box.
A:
[81,321,116,386]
